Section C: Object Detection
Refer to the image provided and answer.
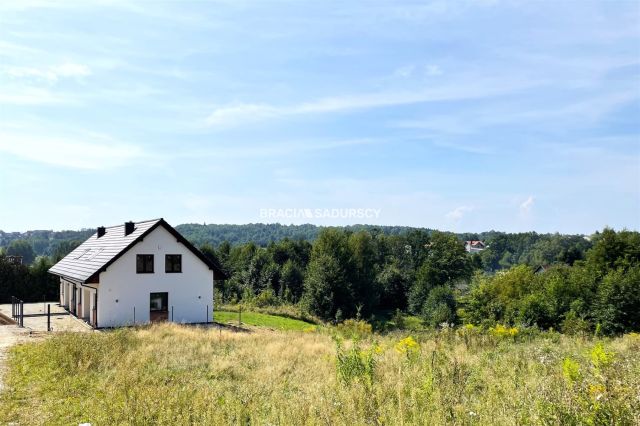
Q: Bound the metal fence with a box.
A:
[11,296,24,327]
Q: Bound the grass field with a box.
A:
[0,323,639,425]
[213,310,315,331]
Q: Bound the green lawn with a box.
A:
[213,310,316,331]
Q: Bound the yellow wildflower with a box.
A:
[588,383,606,400]
[562,357,581,384]
[394,336,419,356]
[489,324,519,338]
[590,343,615,369]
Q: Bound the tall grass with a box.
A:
[1,324,639,425]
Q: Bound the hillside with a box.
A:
[0,222,588,255]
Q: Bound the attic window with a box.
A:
[165,254,182,273]
[136,254,154,273]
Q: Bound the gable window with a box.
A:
[165,254,182,273]
[136,254,154,273]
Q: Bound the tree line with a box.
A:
[200,227,638,334]
[2,223,592,272]
[0,256,58,303]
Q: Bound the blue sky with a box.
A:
[0,1,638,234]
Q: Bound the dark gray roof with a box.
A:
[49,218,227,283]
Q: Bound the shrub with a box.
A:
[562,357,581,384]
[333,337,377,387]
[421,286,457,327]
[391,309,406,329]
[336,319,372,340]
[561,310,591,335]
[590,343,615,370]
[252,289,279,307]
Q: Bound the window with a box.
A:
[165,254,182,273]
[136,254,154,273]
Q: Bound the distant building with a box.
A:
[49,219,226,328]
[5,255,23,265]
[534,265,551,274]
[465,240,486,253]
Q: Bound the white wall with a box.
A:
[96,226,214,328]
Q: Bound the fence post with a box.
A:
[238,305,242,326]
[11,296,14,320]
[171,306,174,322]
[206,305,209,324]
[47,304,51,332]
[133,306,136,325]
[19,301,24,328]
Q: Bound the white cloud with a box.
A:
[520,195,535,213]
[51,63,91,78]
[174,138,379,160]
[0,87,73,105]
[393,65,415,78]
[205,103,278,126]
[205,77,533,127]
[425,64,442,76]
[446,205,474,221]
[4,62,91,82]
[0,131,143,169]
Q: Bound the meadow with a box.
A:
[1,320,639,425]
[213,309,315,331]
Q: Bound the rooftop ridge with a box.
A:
[101,218,163,230]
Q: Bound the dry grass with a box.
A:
[0,324,639,425]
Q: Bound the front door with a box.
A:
[150,292,168,322]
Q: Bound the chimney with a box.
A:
[124,221,135,236]
[97,226,106,238]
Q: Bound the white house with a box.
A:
[465,240,486,253]
[49,219,225,328]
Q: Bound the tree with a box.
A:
[279,260,304,302]
[347,231,380,316]
[302,254,346,321]
[6,239,35,264]
[586,228,640,276]
[376,261,409,311]
[594,266,640,334]
[304,229,357,317]
[51,240,81,262]
[408,232,471,313]
[422,286,457,327]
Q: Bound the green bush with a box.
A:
[333,336,377,387]
[421,286,457,327]
[336,319,373,340]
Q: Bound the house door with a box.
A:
[71,285,76,315]
[150,292,168,322]
[92,292,98,327]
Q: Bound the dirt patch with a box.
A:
[0,303,92,332]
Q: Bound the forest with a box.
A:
[1,222,589,265]
[0,224,637,335]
